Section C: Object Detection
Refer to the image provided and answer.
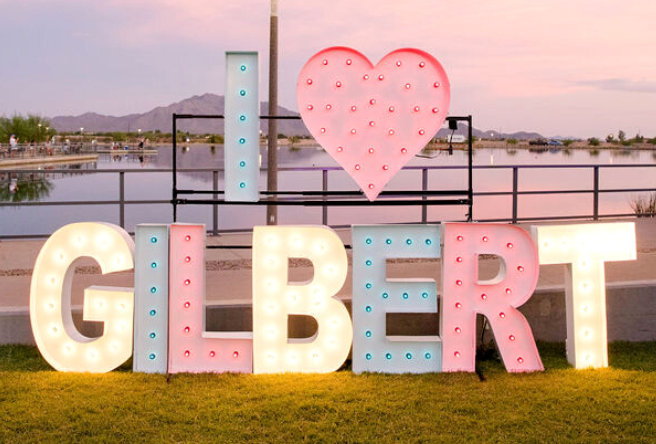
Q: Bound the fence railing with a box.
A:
[1,163,656,239]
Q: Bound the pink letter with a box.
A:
[168,224,252,373]
[441,223,542,372]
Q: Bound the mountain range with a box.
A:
[50,93,543,139]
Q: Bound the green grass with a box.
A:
[2,343,656,443]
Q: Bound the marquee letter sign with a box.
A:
[29,223,135,373]
[252,226,352,373]
[441,223,543,372]
[352,225,442,373]
[532,223,636,368]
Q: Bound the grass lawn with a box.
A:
[1,342,656,443]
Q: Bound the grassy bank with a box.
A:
[1,343,656,443]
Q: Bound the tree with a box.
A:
[0,114,54,143]
[506,138,518,145]
[634,133,644,144]
[562,139,574,147]
[618,130,626,142]
[588,137,600,146]
[606,134,615,143]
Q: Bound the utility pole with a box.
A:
[266,0,279,225]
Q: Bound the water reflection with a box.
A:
[0,172,53,202]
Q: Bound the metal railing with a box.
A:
[1,163,656,239]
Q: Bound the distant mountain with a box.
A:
[50,93,542,140]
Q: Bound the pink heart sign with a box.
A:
[297,47,451,201]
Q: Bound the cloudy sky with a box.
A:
[0,0,654,137]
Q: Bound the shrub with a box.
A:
[588,137,600,146]
[630,193,656,217]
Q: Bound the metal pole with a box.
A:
[119,171,125,228]
[213,170,219,235]
[468,116,473,221]
[322,169,328,225]
[266,0,279,225]
[172,114,178,222]
[421,168,428,223]
[593,166,599,221]
[512,167,518,224]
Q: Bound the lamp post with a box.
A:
[266,0,279,225]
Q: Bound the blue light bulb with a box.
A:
[240,65,247,71]
[406,353,413,360]
[239,89,247,96]
[149,332,156,339]
[150,236,157,243]
[150,287,157,294]
[365,260,372,266]
[239,182,246,189]
[365,305,372,313]
[386,239,392,245]
[425,352,432,359]
[402,292,409,299]
[366,353,372,360]
[425,239,432,245]
[382,292,389,299]
[151,262,157,269]
[239,115,246,121]
[365,283,372,289]
[421,292,429,299]
[385,353,392,360]
[149,353,156,360]
[239,161,246,168]
[365,238,372,245]
[406,239,413,245]
[365,331,372,338]
[149,309,157,316]
[239,138,246,144]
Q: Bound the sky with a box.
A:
[0,0,655,138]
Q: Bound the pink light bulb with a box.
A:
[419,129,426,136]
[382,165,389,171]
[363,74,369,80]
[184,350,190,357]
[369,121,375,127]
[209,351,216,357]
[509,335,516,341]
[306,79,313,85]
[505,288,512,295]
[396,61,402,67]
[370,99,376,105]
[368,184,375,190]
[307,104,314,111]
[481,293,487,300]
[336,81,342,88]
[457,235,464,242]
[456,257,463,263]
[434,81,441,88]
[354,164,361,171]
[388,129,395,136]
[405,83,411,89]
[517,266,524,272]
[184,302,191,308]
[455,302,462,309]
[233,351,239,359]
[432,108,439,113]
[350,129,356,135]
[320,128,326,133]
[378,74,384,81]
[322,59,328,65]
[346,59,352,65]
[326,104,332,110]
[419,62,426,68]
[456,280,463,286]
[414,106,420,112]
[184,279,191,286]
[401,147,408,154]
[337,146,344,153]
[455,327,461,334]
[184,326,190,333]
[499,312,506,319]
[185,235,191,242]
[351,105,357,111]
[368,147,375,154]
[482,236,489,242]
[454,351,461,358]
[507,243,514,249]
[389,106,395,112]
[185,256,191,263]
[517,357,524,364]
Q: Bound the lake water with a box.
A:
[2,145,656,237]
